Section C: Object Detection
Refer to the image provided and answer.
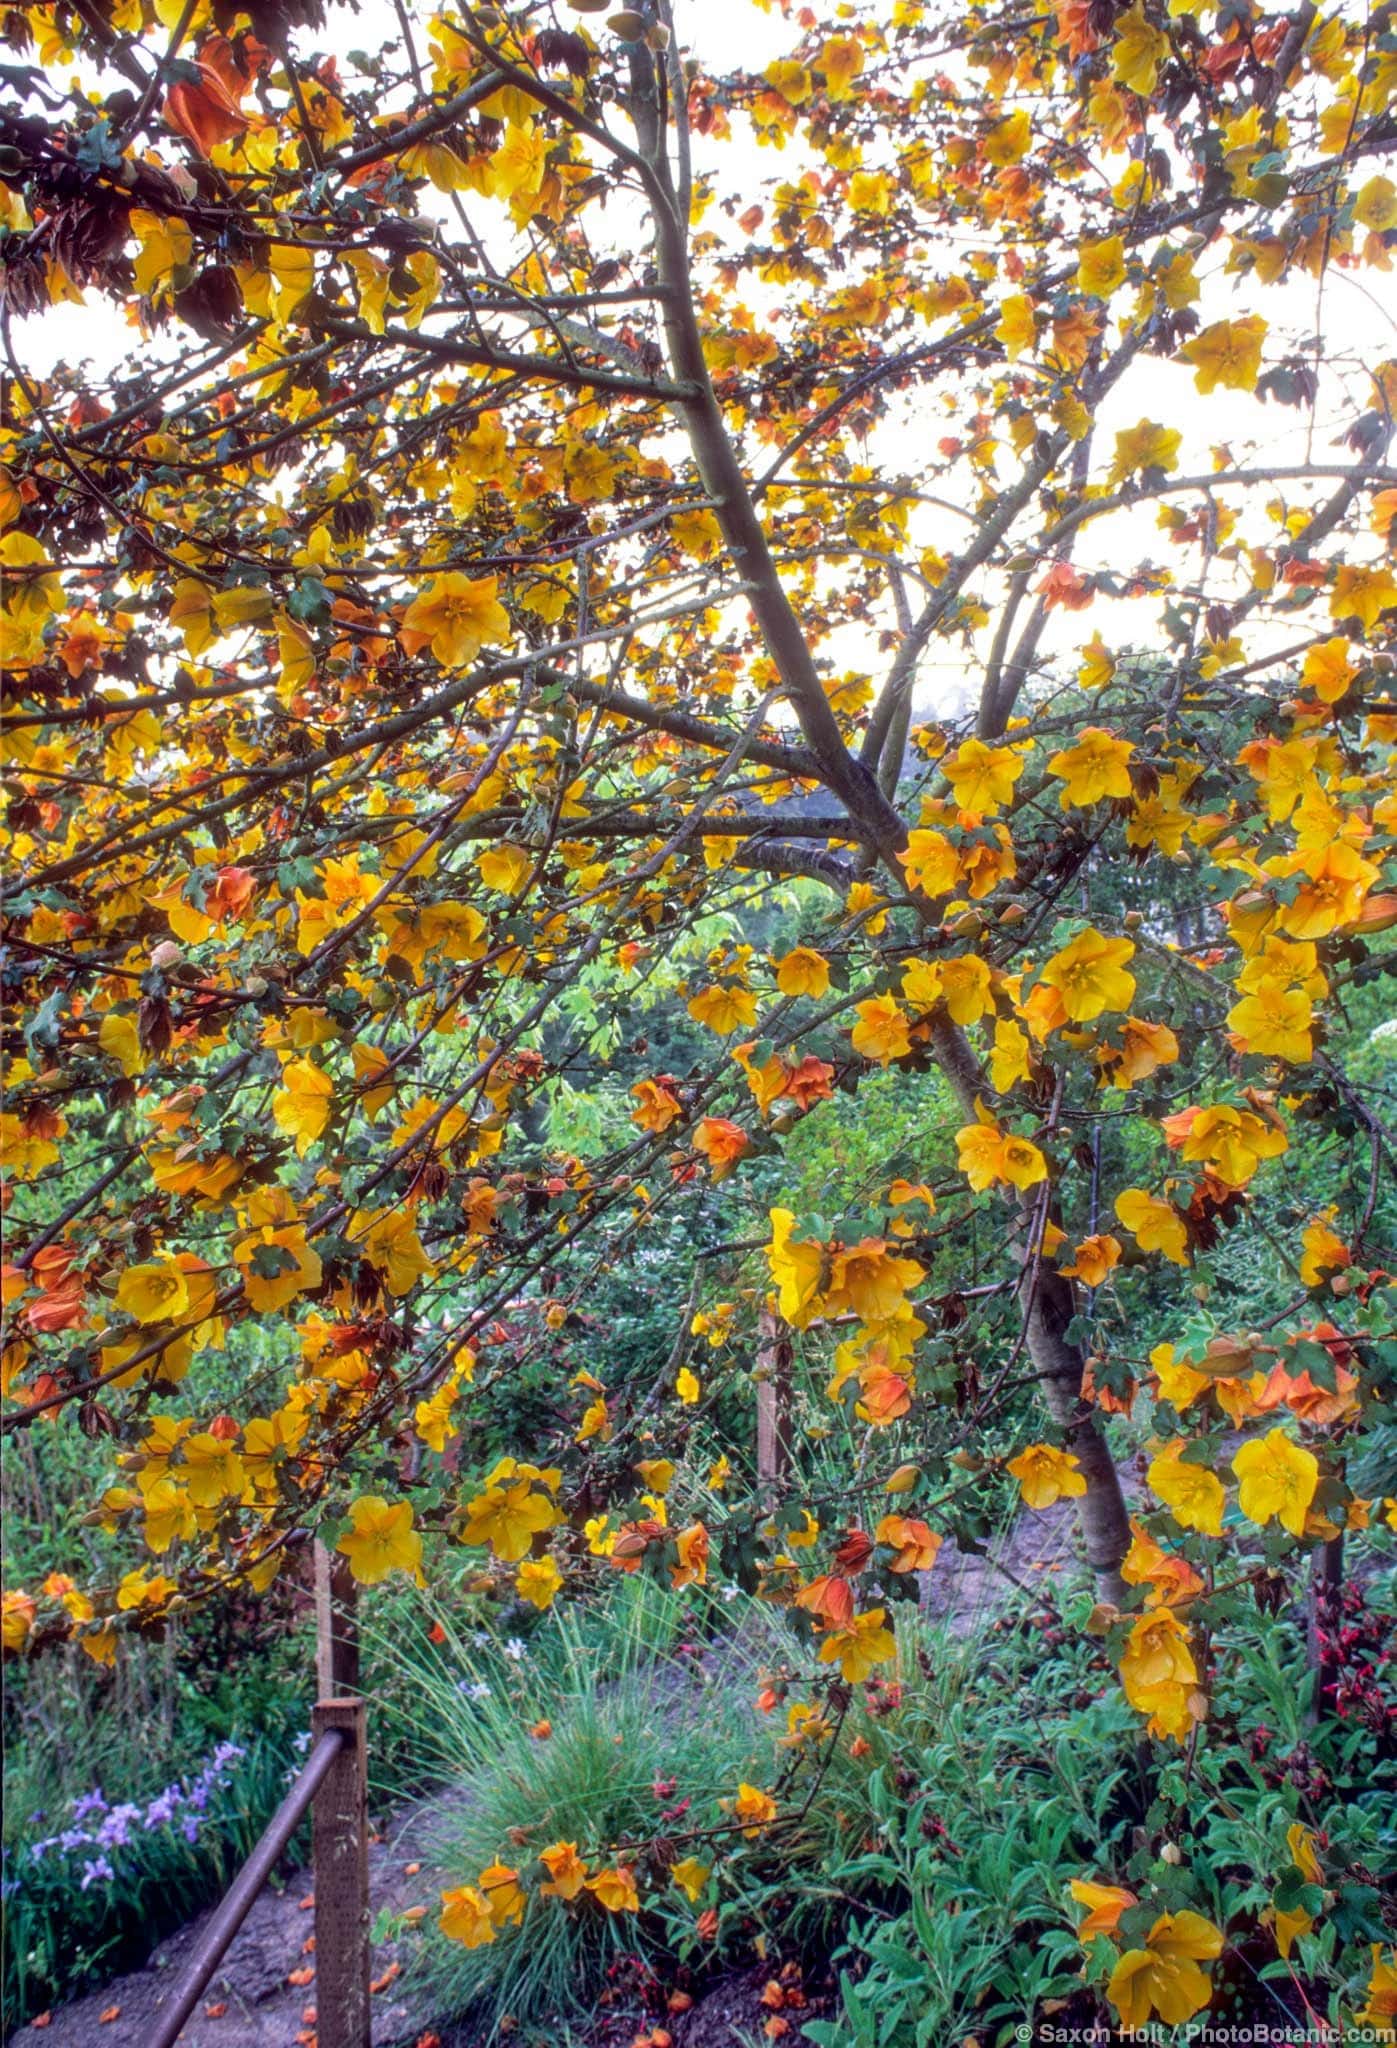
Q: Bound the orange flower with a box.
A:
[1070,1877,1137,1939]
[164,60,249,155]
[539,1841,587,1900]
[692,1116,750,1180]
[780,1055,835,1109]
[631,1076,684,1132]
[1062,1233,1121,1288]
[671,1522,709,1589]
[875,1514,941,1572]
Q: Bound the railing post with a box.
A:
[312,1697,371,2048]
[756,1305,793,1493]
[314,1538,360,1696]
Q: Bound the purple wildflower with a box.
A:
[144,1789,182,1828]
[96,1803,143,1850]
[79,1857,114,1891]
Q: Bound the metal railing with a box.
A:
[149,1697,370,2048]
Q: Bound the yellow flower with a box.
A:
[1148,1442,1225,1538]
[990,1018,1032,1091]
[335,1496,423,1585]
[765,57,811,104]
[1007,1443,1087,1510]
[1180,315,1267,394]
[1110,4,1169,95]
[955,1116,1047,1193]
[181,1432,245,1508]
[1287,1822,1323,1885]
[1332,560,1397,633]
[996,292,1037,361]
[241,1406,307,1488]
[670,1855,710,1903]
[3,1589,36,1653]
[479,1861,526,1927]
[1355,1945,1397,2034]
[765,1208,825,1327]
[1107,1910,1223,2031]
[875,1513,941,1572]
[634,1458,675,1495]
[461,1461,562,1561]
[116,1568,177,1613]
[897,823,962,897]
[850,995,912,1066]
[1114,1188,1189,1266]
[115,1254,191,1325]
[350,1207,436,1296]
[439,1884,495,1948]
[1108,421,1181,485]
[235,1221,322,1313]
[983,107,1031,164]
[816,1606,897,1683]
[1300,1213,1349,1288]
[687,983,758,1034]
[1076,234,1125,299]
[586,1865,640,1912]
[818,32,864,98]
[676,1366,700,1404]
[476,841,531,896]
[400,571,510,668]
[1227,985,1313,1062]
[1046,726,1134,808]
[1040,929,1136,1022]
[415,1381,460,1453]
[933,954,995,1025]
[941,736,1024,813]
[774,946,831,998]
[272,1057,333,1156]
[732,1782,779,1836]
[1355,174,1397,230]
[1301,636,1356,704]
[515,1555,563,1610]
[539,1841,588,1900]
[1272,1904,1314,1959]
[1165,1103,1287,1188]
[826,1238,923,1322]
[692,1115,750,1182]
[1231,1429,1319,1537]
[1278,839,1379,940]
[141,1479,197,1555]
[1120,1609,1199,1737]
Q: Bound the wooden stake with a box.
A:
[312,1697,371,2048]
[755,1305,793,1491]
[314,1538,360,1697]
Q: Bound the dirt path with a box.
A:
[13,1795,465,2048]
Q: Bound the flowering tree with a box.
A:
[2,0,1395,2029]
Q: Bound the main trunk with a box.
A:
[1022,1267,1132,1605]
